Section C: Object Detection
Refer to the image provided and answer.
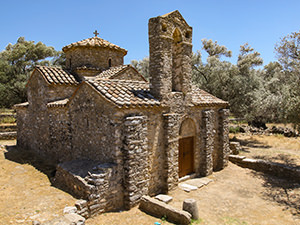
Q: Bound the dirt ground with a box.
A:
[1,137,300,225]
[231,133,300,168]
[0,140,76,224]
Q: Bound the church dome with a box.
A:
[62,36,127,56]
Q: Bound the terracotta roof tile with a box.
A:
[93,65,130,79]
[36,65,79,86]
[191,86,228,106]
[88,79,160,108]
[62,36,127,56]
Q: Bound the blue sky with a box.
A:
[0,0,299,65]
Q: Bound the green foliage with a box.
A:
[275,30,300,72]
[131,57,149,80]
[131,35,300,128]
[190,218,203,224]
[0,37,58,108]
[229,126,241,134]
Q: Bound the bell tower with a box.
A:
[148,10,193,101]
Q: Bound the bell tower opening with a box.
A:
[172,28,183,92]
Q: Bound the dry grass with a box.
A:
[230,133,300,167]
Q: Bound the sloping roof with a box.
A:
[191,86,228,107]
[62,36,127,56]
[86,79,227,108]
[95,65,129,79]
[36,65,79,86]
[87,79,160,108]
[90,64,146,81]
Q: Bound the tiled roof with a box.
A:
[62,36,127,56]
[47,98,69,108]
[94,65,129,79]
[191,86,228,106]
[87,79,227,108]
[36,65,79,86]
[87,79,160,108]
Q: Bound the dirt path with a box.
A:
[1,139,299,225]
[87,163,300,225]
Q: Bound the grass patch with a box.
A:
[222,216,248,225]
[0,116,16,124]
[190,218,203,224]
[229,126,241,134]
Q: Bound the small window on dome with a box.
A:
[108,59,112,67]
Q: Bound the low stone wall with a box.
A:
[54,160,123,218]
[139,195,191,225]
[229,155,300,181]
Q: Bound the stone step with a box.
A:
[0,131,17,140]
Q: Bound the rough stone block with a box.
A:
[155,194,173,204]
[64,213,85,225]
[183,199,199,220]
[75,199,88,210]
[179,183,198,192]
[63,206,77,214]
[139,195,191,225]
[229,142,241,155]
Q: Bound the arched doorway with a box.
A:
[178,119,195,177]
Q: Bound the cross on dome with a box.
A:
[93,30,99,37]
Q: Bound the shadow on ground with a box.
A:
[4,145,57,180]
[251,170,300,216]
[252,154,300,169]
[230,136,272,153]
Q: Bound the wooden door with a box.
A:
[178,137,194,178]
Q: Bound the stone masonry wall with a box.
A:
[48,107,72,163]
[26,71,50,157]
[113,67,145,81]
[200,109,215,176]
[163,113,181,191]
[149,11,193,100]
[15,106,30,150]
[218,109,230,169]
[55,160,123,218]
[147,111,167,195]
[68,84,118,162]
[48,85,77,103]
[122,115,149,209]
[65,47,124,72]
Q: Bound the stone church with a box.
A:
[15,11,229,217]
